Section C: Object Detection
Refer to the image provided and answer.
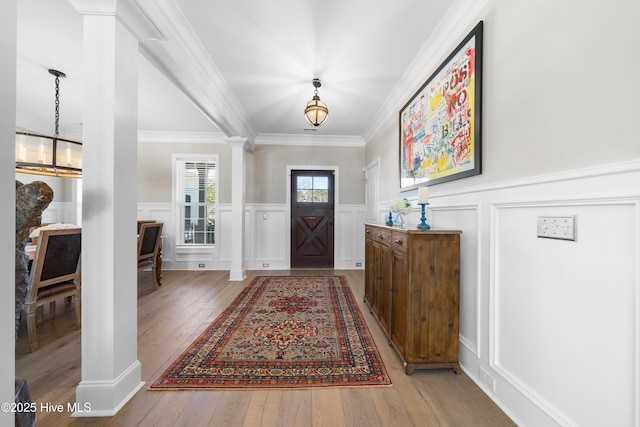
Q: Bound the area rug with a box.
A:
[150,275,391,390]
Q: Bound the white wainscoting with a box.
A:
[492,199,637,427]
[400,160,640,427]
[240,204,288,270]
[431,205,481,358]
[334,204,366,269]
[137,203,175,266]
[137,202,365,271]
[41,202,76,225]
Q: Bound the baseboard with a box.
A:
[73,360,144,417]
[229,269,246,281]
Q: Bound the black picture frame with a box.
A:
[399,21,483,190]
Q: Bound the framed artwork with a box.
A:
[399,21,483,190]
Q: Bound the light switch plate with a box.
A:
[537,215,576,241]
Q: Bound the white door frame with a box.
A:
[286,165,339,268]
[365,157,380,223]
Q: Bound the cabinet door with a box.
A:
[391,248,408,353]
[426,236,460,361]
[364,236,374,308]
[377,244,392,336]
[371,241,381,318]
[413,235,460,362]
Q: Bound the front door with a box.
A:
[290,170,334,268]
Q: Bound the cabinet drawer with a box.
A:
[366,226,391,245]
[391,231,408,252]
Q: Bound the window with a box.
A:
[174,155,217,245]
[296,175,329,203]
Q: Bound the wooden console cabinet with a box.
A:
[364,223,461,374]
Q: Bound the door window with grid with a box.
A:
[174,156,217,246]
[296,175,329,203]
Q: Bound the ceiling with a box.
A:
[16,0,454,144]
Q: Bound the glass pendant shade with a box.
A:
[304,96,329,126]
[15,132,82,178]
[304,78,329,126]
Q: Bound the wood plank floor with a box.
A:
[16,270,516,427]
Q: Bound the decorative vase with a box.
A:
[393,213,405,228]
[386,212,393,226]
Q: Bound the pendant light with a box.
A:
[15,69,82,178]
[304,78,329,127]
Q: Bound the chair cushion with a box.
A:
[37,281,76,299]
[138,259,154,269]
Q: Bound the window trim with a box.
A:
[172,153,219,249]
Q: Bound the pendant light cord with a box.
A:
[54,74,60,138]
[48,69,66,138]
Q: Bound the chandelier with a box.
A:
[15,69,82,178]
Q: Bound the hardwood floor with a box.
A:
[16,270,515,427]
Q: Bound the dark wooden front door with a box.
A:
[290,170,334,268]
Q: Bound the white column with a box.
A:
[1,1,17,425]
[72,8,142,416]
[226,137,249,281]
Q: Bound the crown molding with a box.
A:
[67,0,164,42]
[362,0,492,143]
[255,133,365,147]
[16,115,229,145]
[133,0,256,143]
[137,130,228,144]
[18,116,365,147]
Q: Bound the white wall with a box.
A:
[247,144,365,204]
[137,140,366,205]
[364,0,640,425]
[136,139,367,271]
[15,173,68,201]
[434,163,639,427]
[16,174,82,225]
[368,162,640,427]
[137,140,231,203]
[32,200,365,272]
[137,202,365,271]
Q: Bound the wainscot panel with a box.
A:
[493,200,637,427]
[144,202,366,271]
[42,202,75,225]
[424,160,640,427]
[431,205,480,357]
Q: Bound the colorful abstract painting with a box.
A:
[400,22,483,189]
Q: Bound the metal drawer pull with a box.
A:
[377,234,384,239]
[394,239,403,245]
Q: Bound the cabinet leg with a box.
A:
[404,365,414,375]
[452,365,461,375]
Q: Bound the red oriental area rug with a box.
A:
[150,276,391,390]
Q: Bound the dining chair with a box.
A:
[24,228,82,352]
[137,219,156,234]
[138,222,163,289]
